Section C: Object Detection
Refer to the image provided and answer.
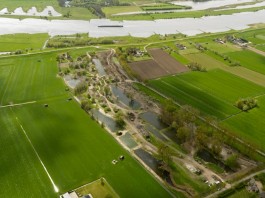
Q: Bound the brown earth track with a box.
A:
[129,48,189,80]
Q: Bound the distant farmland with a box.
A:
[129,48,188,80]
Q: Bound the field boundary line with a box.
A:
[13,112,59,193]
[0,101,36,109]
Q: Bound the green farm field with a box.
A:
[0,0,57,11]
[0,33,49,52]
[228,190,258,198]
[225,50,265,75]
[102,6,141,17]
[0,0,97,20]
[148,69,265,119]
[223,95,265,151]
[0,51,172,197]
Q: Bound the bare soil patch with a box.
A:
[129,59,167,80]
[129,48,189,80]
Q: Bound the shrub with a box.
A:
[74,81,88,95]
[235,98,258,111]
[187,62,206,72]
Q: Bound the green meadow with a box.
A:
[225,50,265,75]
[148,69,265,119]
[0,51,172,197]
[0,0,97,20]
[223,96,265,151]
[0,33,49,52]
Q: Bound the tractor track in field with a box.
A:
[10,108,59,193]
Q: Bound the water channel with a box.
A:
[0,10,264,37]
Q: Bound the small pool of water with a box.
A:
[134,148,175,186]
[140,111,167,130]
[64,75,80,89]
[119,132,138,149]
[197,149,233,172]
[91,109,118,132]
[134,148,159,172]
[163,128,181,144]
[92,59,106,77]
[111,85,141,110]
[145,124,168,141]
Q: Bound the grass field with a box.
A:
[171,162,208,196]
[148,69,265,119]
[225,50,265,75]
[75,178,119,198]
[102,6,141,17]
[0,0,97,20]
[0,33,49,52]
[235,28,265,45]
[110,6,265,20]
[228,189,257,198]
[0,0,56,11]
[223,95,265,151]
[183,52,225,70]
[141,3,189,11]
[0,51,172,197]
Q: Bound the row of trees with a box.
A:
[161,100,224,157]
[160,100,243,170]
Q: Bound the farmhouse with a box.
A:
[214,38,225,44]
[176,43,187,50]
[226,35,249,46]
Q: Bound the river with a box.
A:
[0,10,264,37]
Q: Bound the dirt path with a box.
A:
[248,46,265,57]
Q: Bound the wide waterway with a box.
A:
[0,10,265,37]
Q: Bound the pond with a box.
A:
[140,111,167,130]
[0,10,264,37]
[145,124,168,141]
[64,75,80,89]
[197,149,233,172]
[111,85,141,110]
[134,148,160,172]
[92,59,106,77]
[134,148,175,186]
[91,109,118,132]
[119,132,138,149]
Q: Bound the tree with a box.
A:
[115,111,126,129]
[211,139,222,157]
[157,144,172,165]
[195,127,209,149]
[177,105,199,126]
[177,126,190,143]
[74,81,87,95]
[225,154,239,170]
[160,99,178,126]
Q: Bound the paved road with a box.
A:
[205,169,265,198]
